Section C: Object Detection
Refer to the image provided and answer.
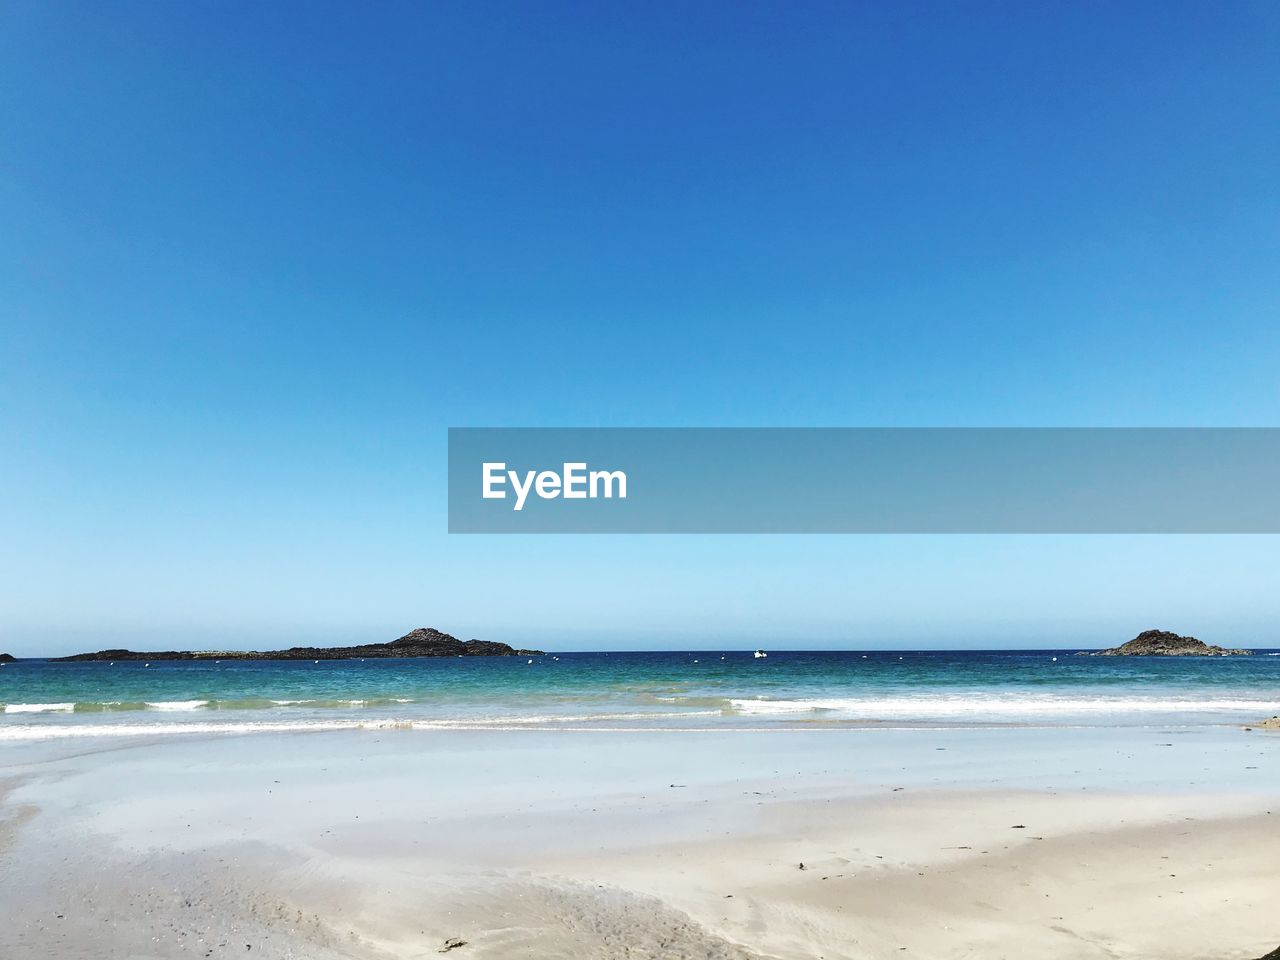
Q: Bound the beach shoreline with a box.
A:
[3,725,1277,959]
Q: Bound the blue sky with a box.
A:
[2,1,1279,654]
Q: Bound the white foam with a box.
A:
[144,700,210,711]
[728,696,1280,717]
[0,710,725,740]
[2,702,76,714]
[268,698,412,707]
[418,710,718,726]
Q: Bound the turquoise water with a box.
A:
[2,650,1279,739]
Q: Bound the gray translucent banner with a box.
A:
[447,428,1280,533]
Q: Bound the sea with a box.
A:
[3,649,1279,741]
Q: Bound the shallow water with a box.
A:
[2,649,1278,739]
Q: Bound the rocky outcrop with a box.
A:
[51,627,542,662]
[1255,717,1280,731]
[0,653,15,662]
[1089,629,1251,657]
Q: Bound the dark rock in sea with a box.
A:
[50,627,543,662]
[0,653,15,662]
[1089,629,1251,657]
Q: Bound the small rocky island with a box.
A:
[52,627,542,662]
[1087,629,1252,657]
[0,653,15,663]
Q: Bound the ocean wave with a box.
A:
[727,696,1280,717]
[254,697,414,708]
[416,710,719,726]
[0,696,422,714]
[2,702,77,714]
[0,711,723,740]
[640,694,735,709]
[72,701,149,712]
[145,700,211,711]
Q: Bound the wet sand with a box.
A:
[1,726,1277,959]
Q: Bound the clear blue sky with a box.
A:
[2,1,1279,655]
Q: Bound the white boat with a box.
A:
[753,649,767,659]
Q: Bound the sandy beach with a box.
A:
[2,725,1277,959]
